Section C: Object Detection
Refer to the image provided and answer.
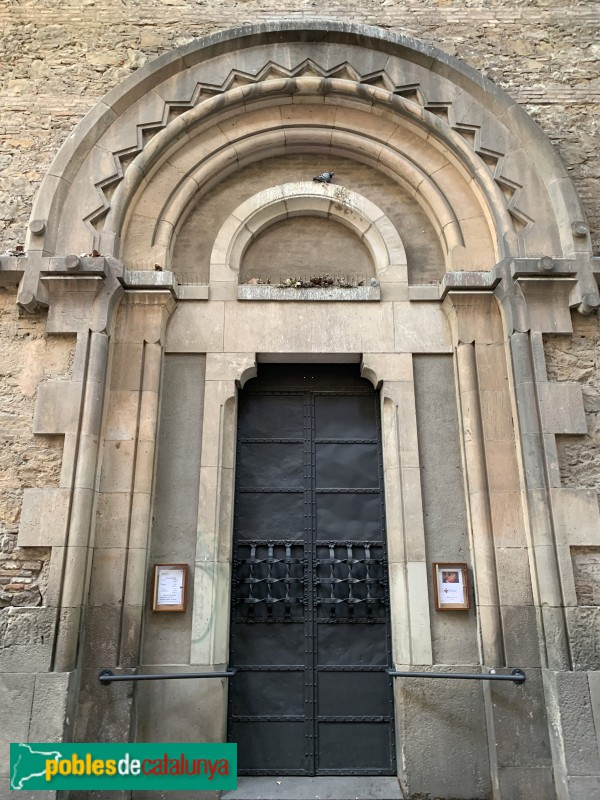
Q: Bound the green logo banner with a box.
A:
[10,743,237,791]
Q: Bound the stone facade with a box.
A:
[0,10,599,800]
[1,3,598,256]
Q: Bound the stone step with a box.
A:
[222,776,403,800]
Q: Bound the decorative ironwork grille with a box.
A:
[315,543,387,621]
[233,542,305,621]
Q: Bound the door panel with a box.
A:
[314,394,378,439]
[315,443,380,488]
[315,492,382,539]
[235,492,305,540]
[316,624,388,666]
[317,724,393,771]
[236,442,304,487]
[228,365,396,776]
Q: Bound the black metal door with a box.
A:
[228,365,395,776]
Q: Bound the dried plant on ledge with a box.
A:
[244,274,370,289]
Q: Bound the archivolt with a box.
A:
[112,79,507,270]
[28,21,591,266]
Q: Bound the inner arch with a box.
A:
[171,155,445,285]
[241,216,375,285]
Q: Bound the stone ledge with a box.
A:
[120,269,177,291]
[237,285,380,301]
[408,284,440,301]
[223,777,403,800]
[0,256,25,286]
[175,284,209,300]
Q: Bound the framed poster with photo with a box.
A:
[433,562,470,611]
[151,563,188,612]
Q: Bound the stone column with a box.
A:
[454,340,504,667]
[53,330,110,673]
[509,331,570,670]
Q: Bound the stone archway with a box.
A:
[9,20,600,800]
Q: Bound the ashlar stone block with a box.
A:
[33,380,83,435]
[28,673,71,743]
[545,670,600,777]
[0,608,57,672]
[0,673,35,768]
[18,488,70,548]
[551,488,600,547]
[539,382,587,435]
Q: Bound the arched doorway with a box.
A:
[228,364,395,775]
[15,19,599,800]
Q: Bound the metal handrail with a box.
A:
[98,668,237,685]
[386,668,525,685]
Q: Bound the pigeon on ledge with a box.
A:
[313,171,334,183]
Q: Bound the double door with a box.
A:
[227,365,396,775]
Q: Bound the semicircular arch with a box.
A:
[208,182,407,287]
[26,20,591,272]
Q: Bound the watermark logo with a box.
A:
[10,743,237,791]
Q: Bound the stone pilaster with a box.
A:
[444,291,556,799]
[191,353,256,668]
[72,289,176,747]
[362,353,432,668]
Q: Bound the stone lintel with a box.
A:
[15,255,120,318]
[407,284,440,301]
[175,284,209,300]
[361,353,413,386]
[205,352,257,385]
[237,285,381,301]
[42,256,108,276]
[511,258,578,278]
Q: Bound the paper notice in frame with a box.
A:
[152,564,188,612]
[433,562,470,611]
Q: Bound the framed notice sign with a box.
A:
[151,564,188,612]
[433,563,470,611]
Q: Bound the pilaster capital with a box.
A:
[442,291,504,344]
[14,253,126,334]
[116,289,176,345]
